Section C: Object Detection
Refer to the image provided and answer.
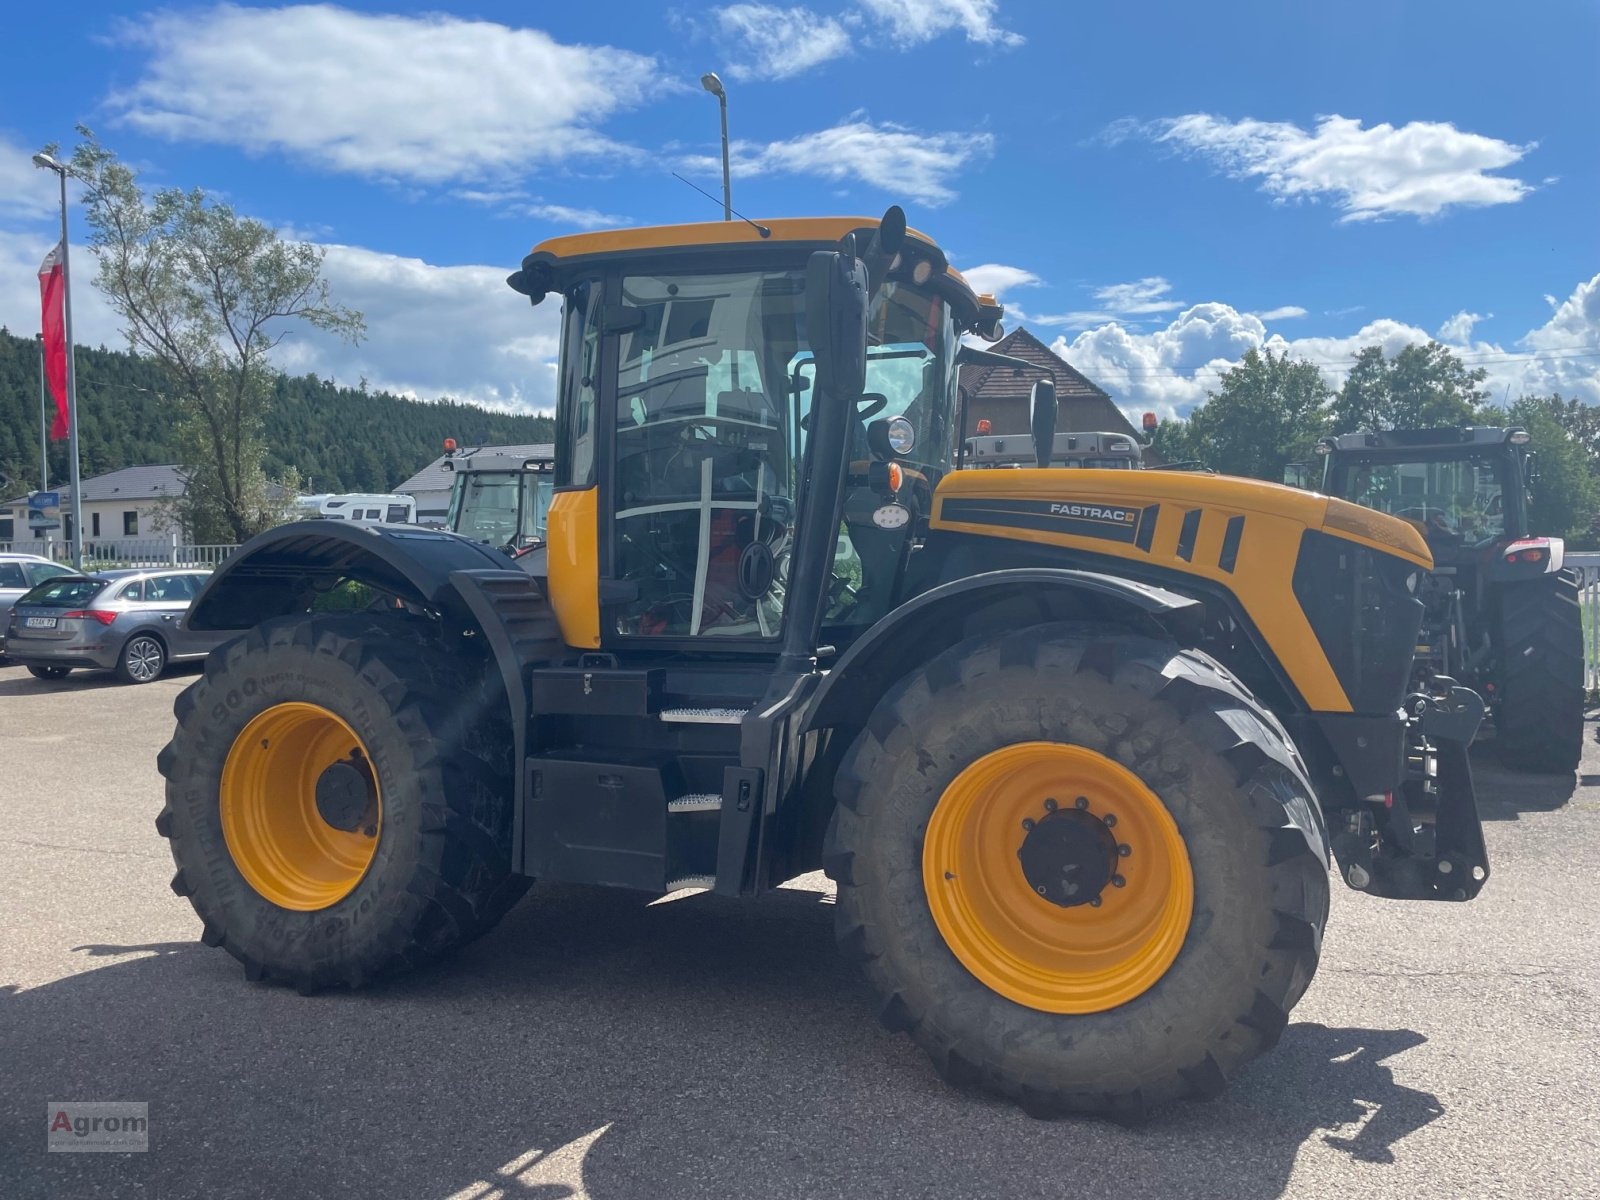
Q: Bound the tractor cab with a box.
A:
[443,446,555,554]
[509,212,1001,651]
[1314,426,1536,568]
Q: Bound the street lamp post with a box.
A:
[36,333,48,495]
[700,72,731,221]
[32,151,83,570]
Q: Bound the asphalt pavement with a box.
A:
[2,660,1597,1199]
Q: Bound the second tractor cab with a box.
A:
[1313,426,1582,773]
[966,429,1142,469]
[442,445,555,555]
[166,206,1490,1121]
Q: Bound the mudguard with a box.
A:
[187,521,515,631]
[804,567,1204,732]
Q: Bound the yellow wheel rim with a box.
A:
[219,702,382,911]
[922,742,1193,1014]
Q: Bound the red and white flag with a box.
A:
[38,242,69,441]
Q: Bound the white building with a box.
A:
[1,464,188,551]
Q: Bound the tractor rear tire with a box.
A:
[156,614,528,990]
[1495,571,1583,774]
[825,624,1330,1119]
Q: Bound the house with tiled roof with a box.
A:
[959,327,1144,446]
[0,464,187,547]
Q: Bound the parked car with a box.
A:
[0,553,81,661]
[5,568,227,683]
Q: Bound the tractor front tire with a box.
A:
[157,614,527,990]
[1495,571,1583,774]
[825,624,1329,1119]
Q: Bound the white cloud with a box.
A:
[0,134,62,222]
[1121,113,1534,222]
[706,0,1020,83]
[688,117,993,205]
[1437,310,1487,343]
[1515,272,1600,400]
[858,0,1022,47]
[517,204,625,229]
[1041,273,1600,421]
[274,244,561,411]
[110,4,662,184]
[959,263,1039,300]
[1252,305,1308,321]
[713,5,854,80]
[1092,277,1183,315]
[1032,276,1185,329]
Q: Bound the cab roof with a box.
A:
[518,216,985,315]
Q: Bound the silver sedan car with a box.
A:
[5,568,229,683]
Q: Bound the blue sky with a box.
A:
[1,0,1596,418]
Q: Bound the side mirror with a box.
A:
[805,249,869,404]
[1030,378,1057,468]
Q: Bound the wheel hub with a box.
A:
[1016,806,1121,907]
[314,757,377,835]
[219,702,383,911]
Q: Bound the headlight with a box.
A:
[887,416,916,456]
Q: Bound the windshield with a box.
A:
[1333,456,1506,548]
[449,473,521,546]
[607,267,959,640]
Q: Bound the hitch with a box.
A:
[1331,681,1489,902]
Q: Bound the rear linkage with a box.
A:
[1330,678,1489,903]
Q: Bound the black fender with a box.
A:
[186,521,516,631]
[803,567,1204,734]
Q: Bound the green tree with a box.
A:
[1482,394,1600,547]
[66,130,364,541]
[1147,416,1201,466]
[1152,350,1330,480]
[1330,342,1488,433]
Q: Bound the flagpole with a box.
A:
[36,333,48,494]
[54,170,83,569]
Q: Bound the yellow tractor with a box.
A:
[160,208,1487,1118]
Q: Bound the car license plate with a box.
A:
[24,616,57,629]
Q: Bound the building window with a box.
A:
[0,514,13,540]
[124,511,139,536]
[92,512,101,538]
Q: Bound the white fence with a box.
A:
[1,537,237,569]
[1571,551,1600,697]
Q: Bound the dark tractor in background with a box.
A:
[1316,426,1583,774]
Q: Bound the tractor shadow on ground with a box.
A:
[2,883,1443,1200]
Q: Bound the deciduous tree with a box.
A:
[66,130,364,541]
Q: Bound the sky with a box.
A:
[1,0,1596,421]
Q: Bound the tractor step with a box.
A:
[523,748,739,892]
[660,707,749,725]
[667,793,723,813]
